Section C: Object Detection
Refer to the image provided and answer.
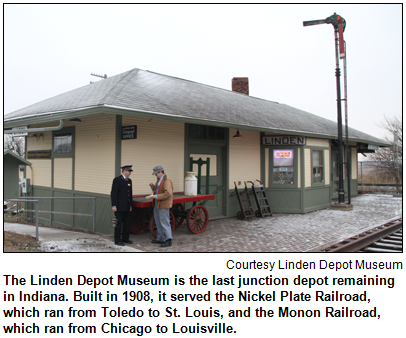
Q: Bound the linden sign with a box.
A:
[262,136,306,146]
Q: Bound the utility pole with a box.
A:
[303,13,353,210]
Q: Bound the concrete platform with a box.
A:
[4,194,402,252]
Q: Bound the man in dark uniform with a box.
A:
[111,165,133,246]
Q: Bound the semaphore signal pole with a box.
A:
[303,13,352,210]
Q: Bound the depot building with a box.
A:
[3,68,389,234]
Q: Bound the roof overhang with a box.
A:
[4,150,32,166]
[4,105,391,148]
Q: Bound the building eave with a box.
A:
[4,104,391,148]
[4,150,32,166]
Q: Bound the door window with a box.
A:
[272,149,294,185]
[190,154,217,176]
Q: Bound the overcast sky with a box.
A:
[4,4,402,141]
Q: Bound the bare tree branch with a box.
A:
[369,115,402,192]
[4,135,25,157]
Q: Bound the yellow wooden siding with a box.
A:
[307,138,329,147]
[324,149,330,184]
[304,148,311,187]
[229,129,260,188]
[25,159,51,187]
[27,131,53,151]
[54,158,72,190]
[25,131,53,187]
[352,148,357,179]
[121,117,185,195]
[74,115,116,194]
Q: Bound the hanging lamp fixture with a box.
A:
[233,129,243,138]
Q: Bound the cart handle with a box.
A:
[247,180,263,186]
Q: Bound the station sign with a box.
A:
[11,126,28,137]
[367,144,379,150]
[263,136,306,146]
[357,143,379,152]
[122,125,137,140]
[27,150,52,159]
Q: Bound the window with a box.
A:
[190,154,217,176]
[312,150,324,184]
[53,127,74,157]
[189,124,225,141]
[54,133,72,154]
[273,167,295,185]
[273,149,294,185]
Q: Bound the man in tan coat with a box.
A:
[148,166,173,247]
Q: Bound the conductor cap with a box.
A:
[121,165,133,172]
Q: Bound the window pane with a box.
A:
[216,127,225,141]
[273,149,294,166]
[313,167,323,183]
[273,167,294,185]
[189,124,225,141]
[190,154,217,176]
[208,126,216,140]
[313,150,322,166]
[54,133,72,153]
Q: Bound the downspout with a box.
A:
[29,166,34,187]
[4,120,64,134]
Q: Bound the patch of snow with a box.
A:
[40,238,143,252]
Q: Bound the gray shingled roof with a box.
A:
[4,68,388,145]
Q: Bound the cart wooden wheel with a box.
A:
[130,207,151,234]
[171,203,185,228]
[186,205,209,234]
[255,210,261,218]
[237,211,244,220]
[149,211,176,238]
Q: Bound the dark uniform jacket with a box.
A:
[111,175,133,212]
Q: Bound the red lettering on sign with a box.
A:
[275,151,292,158]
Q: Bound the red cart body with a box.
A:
[130,192,215,236]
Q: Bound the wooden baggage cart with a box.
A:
[234,182,256,220]
[131,192,219,237]
[248,180,272,217]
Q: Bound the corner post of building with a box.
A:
[260,132,266,185]
[300,146,306,212]
[115,115,122,177]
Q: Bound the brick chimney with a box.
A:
[232,77,249,95]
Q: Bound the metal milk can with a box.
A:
[184,171,198,196]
